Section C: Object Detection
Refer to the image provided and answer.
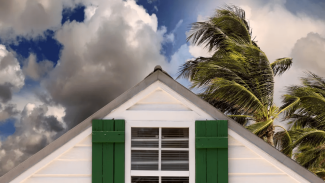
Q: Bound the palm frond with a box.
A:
[295,144,325,171]
[302,71,325,90]
[228,115,253,126]
[270,57,293,76]
[246,119,273,135]
[273,125,292,156]
[201,78,264,114]
[283,128,325,155]
[279,95,300,118]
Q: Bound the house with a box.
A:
[0,66,323,183]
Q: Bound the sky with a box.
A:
[0,0,325,176]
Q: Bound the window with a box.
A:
[125,121,195,183]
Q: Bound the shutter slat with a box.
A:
[206,121,218,183]
[195,137,228,148]
[195,121,207,183]
[92,131,125,143]
[114,119,125,183]
[103,120,114,183]
[217,120,228,183]
[92,120,104,183]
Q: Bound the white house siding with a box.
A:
[20,81,306,183]
[22,135,92,183]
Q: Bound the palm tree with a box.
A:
[274,72,325,178]
[177,5,294,146]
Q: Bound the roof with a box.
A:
[1,66,323,183]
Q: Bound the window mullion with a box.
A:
[159,127,162,171]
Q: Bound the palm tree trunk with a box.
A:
[266,125,275,146]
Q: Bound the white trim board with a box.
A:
[125,120,195,183]
[104,81,214,121]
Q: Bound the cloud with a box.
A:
[167,44,192,76]
[235,0,325,62]
[40,0,166,129]
[22,54,54,81]
[0,104,19,121]
[0,45,24,102]
[162,19,183,44]
[291,32,325,77]
[0,103,65,175]
[0,0,68,40]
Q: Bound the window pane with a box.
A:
[131,150,158,170]
[162,128,189,148]
[132,128,159,148]
[132,176,159,183]
[162,177,189,183]
[161,151,189,171]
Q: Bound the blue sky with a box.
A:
[0,0,325,176]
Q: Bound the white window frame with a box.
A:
[125,120,195,183]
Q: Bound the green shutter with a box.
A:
[92,119,125,183]
[195,120,228,183]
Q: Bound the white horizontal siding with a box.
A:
[58,146,91,160]
[229,159,282,174]
[35,160,91,175]
[229,146,261,159]
[76,135,91,146]
[229,174,298,183]
[23,177,91,183]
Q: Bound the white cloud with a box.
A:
[291,32,325,77]
[167,44,192,77]
[188,44,213,58]
[162,19,183,44]
[84,5,98,21]
[0,45,24,103]
[0,45,24,90]
[0,0,66,40]
[40,0,167,129]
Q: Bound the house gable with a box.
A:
[1,67,323,183]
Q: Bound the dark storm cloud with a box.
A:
[0,104,65,175]
[291,32,325,76]
[0,83,13,103]
[35,91,57,106]
[284,0,325,21]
